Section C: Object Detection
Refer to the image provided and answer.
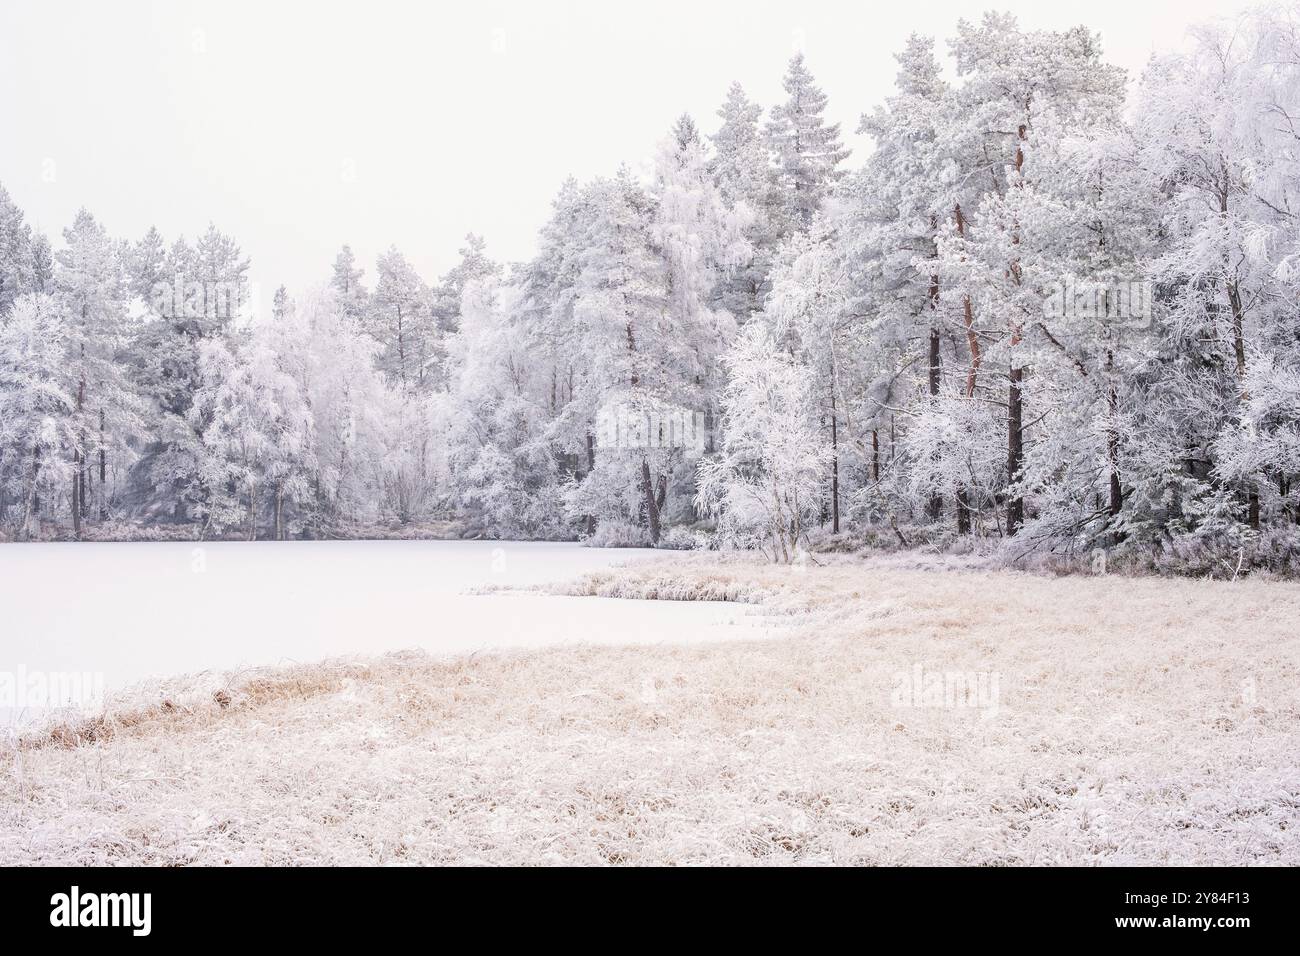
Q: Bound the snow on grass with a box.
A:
[2,552,1298,865]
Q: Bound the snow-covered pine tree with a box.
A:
[429,234,500,336]
[847,33,962,526]
[330,244,369,324]
[709,82,779,322]
[946,14,1127,535]
[368,246,431,391]
[765,53,850,235]
[0,183,34,316]
[563,168,675,542]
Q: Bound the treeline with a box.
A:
[2,7,1299,570]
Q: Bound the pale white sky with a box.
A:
[0,0,1257,302]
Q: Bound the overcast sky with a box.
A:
[0,0,1259,302]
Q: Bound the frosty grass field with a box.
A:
[2,543,1298,865]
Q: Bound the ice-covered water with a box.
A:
[0,540,764,714]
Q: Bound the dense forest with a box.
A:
[3,7,1300,571]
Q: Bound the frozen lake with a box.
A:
[0,540,764,716]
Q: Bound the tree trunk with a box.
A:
[953,203,981,533]
[953,204,981,397]
[396,305,407,390]
[98,409,107,521]
[274,483,284,540]
[1225,277,1260,530]
[1005,124,1028,537]
[1226,271,1248,384]
[584,433,596,537]
[926,327,942,521]
[928,327,941,395]
[640,458,661,545]
[31,444,41,517]
[830,385,840,534]
[1006,365,1024,535]
[71,452,82,539]
[1106,352,1123,532]
[73,340,85,538]
[21,445,41,540]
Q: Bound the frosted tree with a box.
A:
[651,121,752,403]
[696,323,832,561]
[516,178,594,472]
[763,226,854,533]
[0,183,34,316]
[561,139,749,544]
[711,84,772,215]
[122,225,249,523]
[290,288,395,531]
[1133,9,1300,537]
[944,14,1127,535]
[249,292,319,538]
[270,285,289,321]
[765,53,850,234]
[562,170,673,541]
[443,278,567,538]
[29,233,53,294]
[330,244,369,324]
[56,209,146,534]
[189,336,270,537]
[429,233,500,335]
[846,33,966,526]
[1007,114,1163,553]
[190,312,318,540]
[368,246,431,391]
[0,293,75,537]
[710,83,778,321]
[304,291,390,530]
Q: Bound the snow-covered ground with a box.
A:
[0,541,765,722]
[2,549,1297,865]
